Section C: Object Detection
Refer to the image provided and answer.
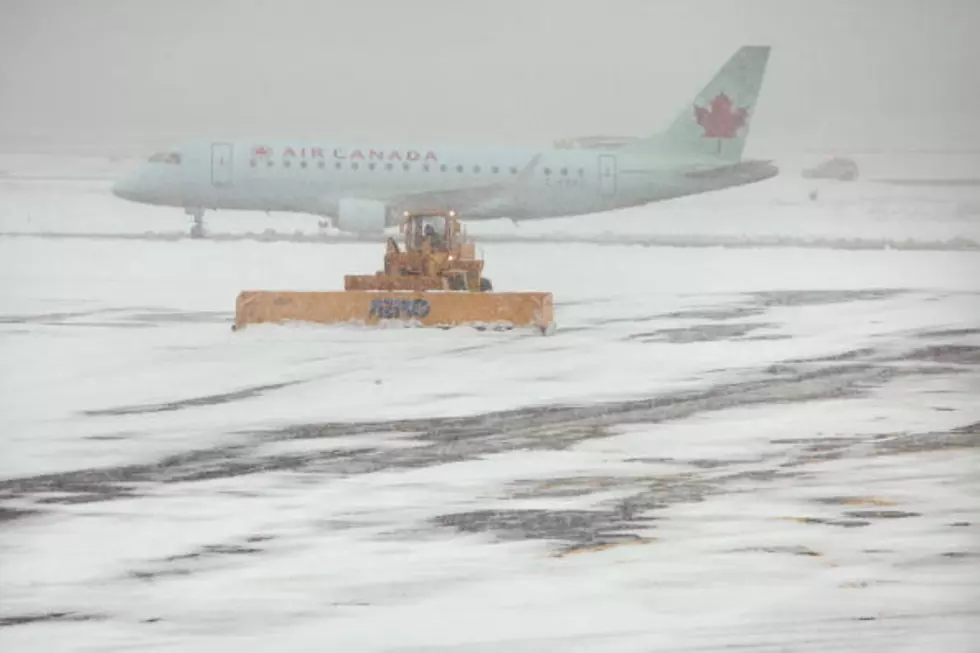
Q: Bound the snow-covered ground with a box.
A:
[1,155,979,651]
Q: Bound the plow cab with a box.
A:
[344,212,490,292]
[233,211,555,334]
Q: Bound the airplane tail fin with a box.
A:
[618,45,771,164]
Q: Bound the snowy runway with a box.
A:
[1,172,979,651]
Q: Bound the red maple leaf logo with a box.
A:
[252,146,272,157]
[694,93,748,138]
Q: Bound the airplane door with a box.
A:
[211,142,233,187]
[598,154,616,197]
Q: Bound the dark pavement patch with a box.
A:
[0,612,106,628]
[83,381,301,416]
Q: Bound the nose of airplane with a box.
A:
[111,173,142,201]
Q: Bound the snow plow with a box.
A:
[233,212,555,334]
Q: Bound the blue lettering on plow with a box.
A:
[369,298,431,320]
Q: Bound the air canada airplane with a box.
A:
[113,45,776,237]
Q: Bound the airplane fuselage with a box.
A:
[114,140,776,223]
[112,45,778,232]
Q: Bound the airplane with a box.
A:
[112,45,777,238]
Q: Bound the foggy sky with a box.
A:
[1,0,978,156]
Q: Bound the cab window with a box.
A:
[406,216,448,249]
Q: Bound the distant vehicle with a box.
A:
[802,157,859,181]
[113,45,778,237]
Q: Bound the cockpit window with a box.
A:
[148,151,182,164]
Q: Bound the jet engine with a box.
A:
[336,198,388,234]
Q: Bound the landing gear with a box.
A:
[186,208,206,239]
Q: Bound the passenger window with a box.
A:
[403,163,410,171]
[386,163,394,171]
[368,162,376,170]
[422,164,430,172]
[491,166,499,174]
[440,164,448,172]
[560,168,567,176]
[318,161,325,169]
[301,161,308,168]
[335,162,342,170]
[352,162,359,170]
[456,165,463,173]
[284,160,291,167]
[510,166,518,174]
[473,166,481,173]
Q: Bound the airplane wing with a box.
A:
[386,154,542,215]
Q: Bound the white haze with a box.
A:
[1,0,979,157]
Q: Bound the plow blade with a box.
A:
[234,290,555,333]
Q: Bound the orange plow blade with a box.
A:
[233,290,556,334]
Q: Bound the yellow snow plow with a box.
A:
[233,212,555,334]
